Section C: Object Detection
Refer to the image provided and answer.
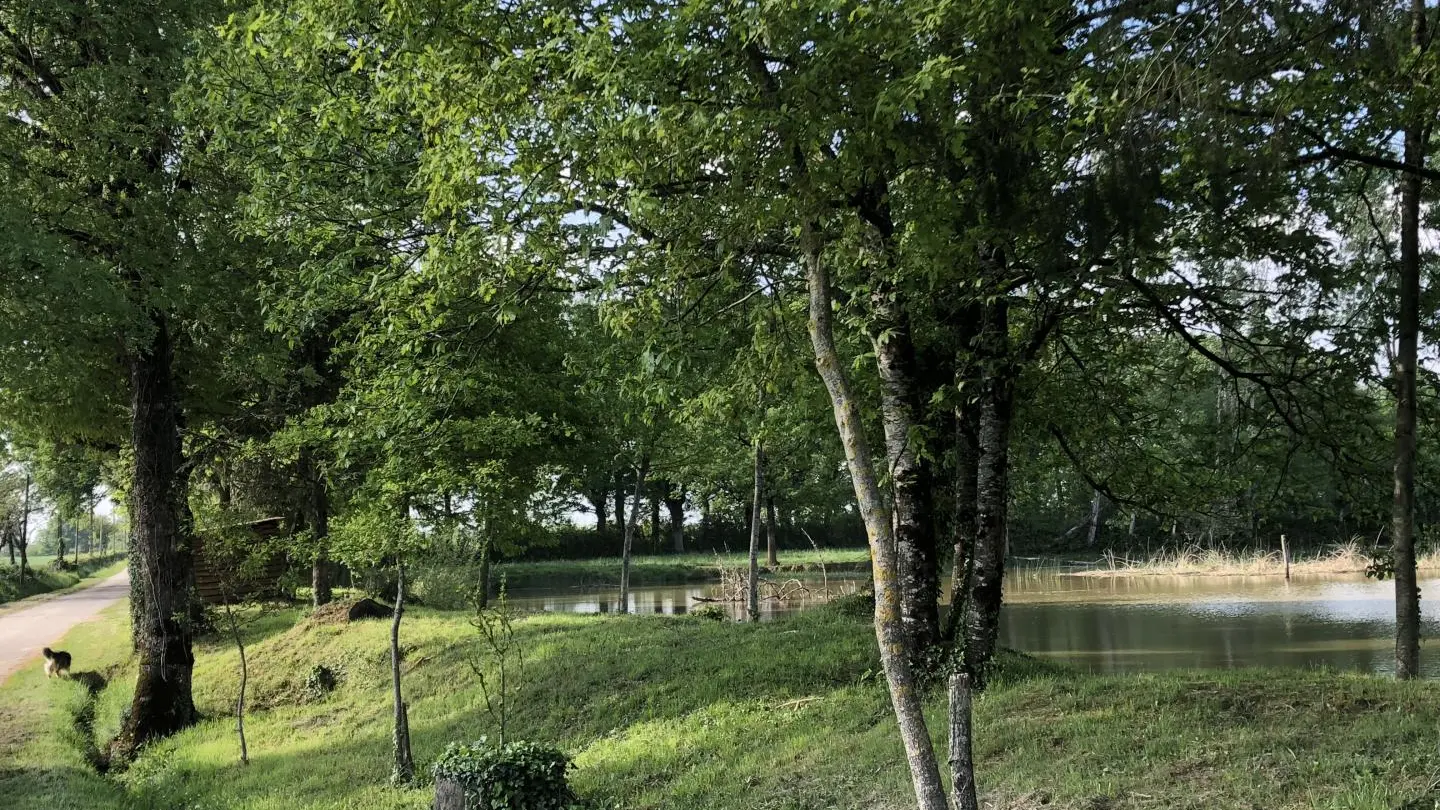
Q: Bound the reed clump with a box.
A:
[1078,539,1440,578]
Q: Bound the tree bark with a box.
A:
[613,471,627,542]
[310,460,333,609]
[112,316,198,762]
[476,536,492,610]
[618,458,649,614]
[222,598,250,765]
[1086,492,1104,547]
[665,486,685,553]
[766,495,779,567]
[589,489,609,536]
[948,672,979,810]
[748,443,764,622]
[803,224,949,810]
[649,487,661,549]
[57,514,65,565]
[944,405,980,644]
[1393,0,1428,680]
[391,559,414,784]
[962,298,1014,688]
[18,474,28,584]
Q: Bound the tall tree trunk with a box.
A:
[803,224,949,810]
[948,672,979,810]
[613,471,627,542]
[962,298,1014,688]
[222,598,250,765]
[1394,0,1428,680]
[391,559,414,784]
[649,487,661,549]
[476,536,492,610]
[748,443,764,622]
[57,514,64,564]
[944,406,980,644]
[310,457,333,609]
[665,487,685,553]
[590,490,609,536]
[18,474,28,584]
[112,316,197,762]
[618,459,649,614]
[766,495,779,567]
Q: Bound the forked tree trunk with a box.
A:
[391,560,414,784]
[1393,0,1428,680]
[962,298,1014,688]
[618,459,649,614]
[803,224,949,810]
[112,316,198,763]
[748,443,764,622]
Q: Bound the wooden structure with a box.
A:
[194,516,289,604]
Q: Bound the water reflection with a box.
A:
[506,575,868,622]
[1000,570,1440,677]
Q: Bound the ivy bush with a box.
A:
[432,738,581,810]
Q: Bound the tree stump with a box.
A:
[434,776,465,810]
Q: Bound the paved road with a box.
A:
[0,569,129,683]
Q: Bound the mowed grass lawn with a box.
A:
[3,598,1439,810]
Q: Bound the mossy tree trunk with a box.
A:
[803,223,949,810]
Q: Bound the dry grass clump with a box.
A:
[1079,539,1440,578]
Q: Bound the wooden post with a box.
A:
[1280,534,1291,581]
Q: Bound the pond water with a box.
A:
[505,574,870,622]
[506,565,1440,677]
[1000,568,1440,677]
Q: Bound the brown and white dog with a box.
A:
[42,647,71,678]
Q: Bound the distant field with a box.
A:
[0,553,126,607]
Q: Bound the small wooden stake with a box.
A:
[1280,534,1291,581]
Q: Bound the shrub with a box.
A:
[690,603,728,622]
[432,738,580,810]
[827,589,875,619]
[303,664,341,701]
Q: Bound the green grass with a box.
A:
[4,599,1440,809]
[0,553,127,607]
[493,547,871,590]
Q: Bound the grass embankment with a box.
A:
[495,547,871,590]
[1081,540,1440,578]
[0,553,126,607]
[4,599,1439,809]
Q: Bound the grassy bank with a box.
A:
[493,547,871,590]
[4,598,1439,809]
[0,553,126,607]
[1078,540,1440,578]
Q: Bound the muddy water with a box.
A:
[1000,568,1440,677]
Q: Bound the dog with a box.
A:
[42,647,71,679]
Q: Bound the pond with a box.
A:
[505,573,870,622]
[505,565,1440,677]
[1000,568,1440,677]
